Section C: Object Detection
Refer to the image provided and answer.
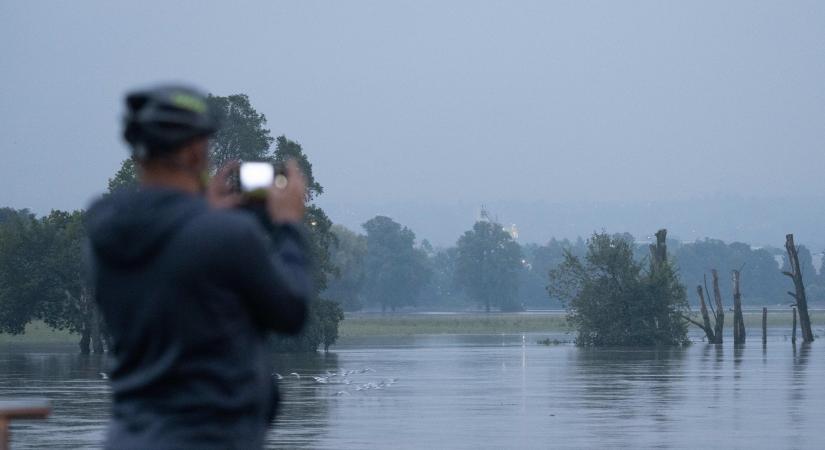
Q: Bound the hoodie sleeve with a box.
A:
[224,218,311,334]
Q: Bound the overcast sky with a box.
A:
[2,1,824,245]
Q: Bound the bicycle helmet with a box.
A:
[123,84,219,159]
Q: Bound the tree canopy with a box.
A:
[549,232,690,346]
[324,225,368,312]
[207,94,275,168]
[454,220,523,312]
[361,216,431,312]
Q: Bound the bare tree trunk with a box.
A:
[732,270,745,345]
[792,306,797,345]
[697,285,716,342]
[711,270,724,344]
[649,229,667,270]
[79,325,90,355]
[783,234,814,342]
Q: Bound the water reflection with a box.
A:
[2,336,824,449]
[268,352,339,449]
[569,348,686,444]
[786,342,811,448]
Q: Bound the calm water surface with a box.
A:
[2,332,823,449]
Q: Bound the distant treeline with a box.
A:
[1,90,820,356]
[0,93,345,353]
[325,223,824,312]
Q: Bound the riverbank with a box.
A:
[2,311,823,344]
[338,312,572,337]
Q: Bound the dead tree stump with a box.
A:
[685,275,724,344]
[732,270,745,345]
[792,306,798,345]
[649,229,668,270]
[783,234,814,342]
[711,270,724,344]
[697,286,716,342]
[762,307,767,347]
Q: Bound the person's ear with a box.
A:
[180,138,209,172]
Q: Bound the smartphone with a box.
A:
[237,162,287,194]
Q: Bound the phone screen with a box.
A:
[239,162,274,192]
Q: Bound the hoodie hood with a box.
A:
[86,188,207,268]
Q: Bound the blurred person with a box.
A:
[86,84,310,449]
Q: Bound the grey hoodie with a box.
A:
[86,187,309,450]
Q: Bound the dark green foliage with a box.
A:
[303,204,336,294]
[672,239,788,306]
[0,209,44,334]
[520,238,586,309]
[207,94,275,168]
[455,221,523,312]
[0,208,103,352]
[418,246,470,309]
[205,93,342,350]
[362,216,431,312]
[270,298,344,352]
[273,136,323,201]
[107,159,138,193]
[324,225,367,311]
[36,211,88,333]
[550,233,690,347]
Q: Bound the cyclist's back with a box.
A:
[88,84,311,450]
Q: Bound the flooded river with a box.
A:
[2,332,823,449]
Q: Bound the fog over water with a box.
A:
[2,1,825,246]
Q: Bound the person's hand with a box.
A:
[207,161,243,209]
[267,160,306,224]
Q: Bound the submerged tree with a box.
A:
[549,232,689,347]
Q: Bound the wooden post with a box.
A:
[792,306,797,345]
[0,400,50,450]
[732,270,745,345]
[711,270,724,344]
[762,307,767,346]
[784,234,814,342]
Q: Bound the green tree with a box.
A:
[324,225,368,311]
[454,220,523,312]
[270,297,345,353]
[362,216,431,312]
[38,210,104,353]
[520,238,587,309]
[672,238,787,306]
[273,135,323,201]
[0,209,45,334]
[207,94,275,168]
[418,247,470,309]
[0,208,103,353]
[549,232,690,346]
[107,158,138,193]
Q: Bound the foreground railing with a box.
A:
[0,400,50,450]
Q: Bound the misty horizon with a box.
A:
[3,1,824,249]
